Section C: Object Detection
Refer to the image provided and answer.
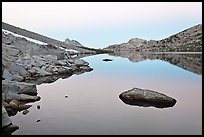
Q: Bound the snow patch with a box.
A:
[59,46,79,53]
[2,29,47,45]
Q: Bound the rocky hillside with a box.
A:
[2,24,94,134]
[64,38,84,47]
[104,24,202,52]
[2,22,94,53]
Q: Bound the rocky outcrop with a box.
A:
[2,30,93,81]
[2,22,95,53]
[104,24,202,52]
[2,24,94,135]
[119,88,177,108]
[64,38,84,47]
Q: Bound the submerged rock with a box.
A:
[119,88,177,108]
[74,59,89,67]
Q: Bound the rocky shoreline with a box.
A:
[2,28,93,134]
[2,22,201,135]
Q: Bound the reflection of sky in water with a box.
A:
[11,54,202,135]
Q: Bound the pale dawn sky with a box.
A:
[2,2,202,48]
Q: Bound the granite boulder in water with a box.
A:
[119,88,177,108]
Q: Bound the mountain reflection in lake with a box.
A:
[109,51,202,75]
[11,53,202,135]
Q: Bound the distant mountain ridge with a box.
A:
[104,24,202,52]
[2,22,93,53]
[64,38,84,47]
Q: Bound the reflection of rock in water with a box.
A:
[109,51,202,75]
[119,88,177,109]
[24,67,93,85]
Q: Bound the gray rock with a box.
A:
[2,80,37,95]
[42,55,58,64]
[2,101,11,108]
[35,67,52,76]
[74,59,89,67]
[79,66,93,72]
[2,93,6,101]
[4,91,20,101]
[9,99,21,109]
[55,60,67,66]
[2,80,19,94]
[22,109,29,115]
[18,104,32,111]
[33,59,46,67]
[2,106,12,127]
[67,59,74,64]
[27,67,37,75]
[2,69,13,81]
[7,62,30,78]
[41,66,47,70]
[64,52,71,60]
[57,67,68,74]
[19,94,41,102]
[119,88,177,108]
[63,66,72,72]
[18,82,37,95]
[12,74,24,82]
[50,66,58,72]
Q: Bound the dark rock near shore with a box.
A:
[22,109,29,115]
[2,106,12,127]
[2,124,19,135]
[103,59,113,62]
[37,105,40,109]
[119,88,177,108]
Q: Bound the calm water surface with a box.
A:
[11,54,202,135]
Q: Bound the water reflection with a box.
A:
[109,51,202,75]
[3,68,93,135]
[119,98,177,108]
[10,54,202,135]
[24,68,93,85]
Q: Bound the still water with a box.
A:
[11,54,202,135]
